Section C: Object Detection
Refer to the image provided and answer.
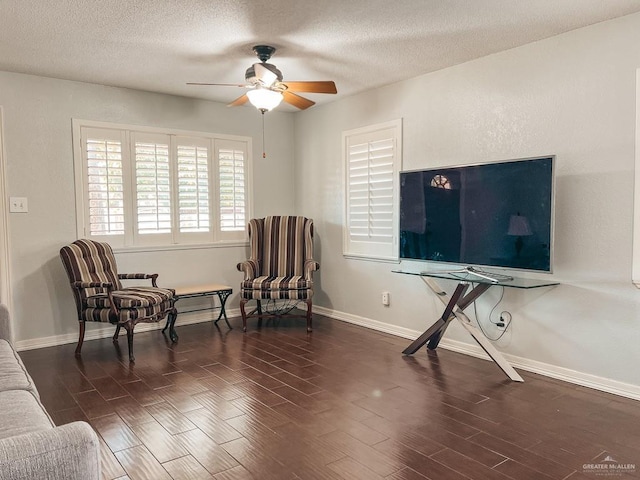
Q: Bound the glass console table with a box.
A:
[392,269,559,382]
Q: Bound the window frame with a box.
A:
[633,68,640,286]
[343,119,402,262]
[72,119,253,250]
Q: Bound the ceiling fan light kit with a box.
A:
[246,87,283,112]
[187,44,337,112]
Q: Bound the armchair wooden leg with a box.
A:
[113,324,121,342]
[168,307,179,343]
[124,323,135,363]
[257,300,263,328]
[240,298,248,332]
[162,300,179,342]
[305,299,313,332]
[75,321,85,357]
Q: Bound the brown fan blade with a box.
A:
[282,91,315,110]
[282,81,337,94]
[187,82,248,87]
[228,94,249,107]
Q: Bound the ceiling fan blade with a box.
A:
[228,94,249,107]
[282,81,337,94]
[282,91,315,110]
[187,82,248,87]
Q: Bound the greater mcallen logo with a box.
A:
[582,454,636,476]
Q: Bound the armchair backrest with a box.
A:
[60,239,122,307]
[248,216,314,277]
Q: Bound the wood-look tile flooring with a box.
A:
[20,314,640,480]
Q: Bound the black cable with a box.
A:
[472,284,513,341]
[264,299,299,315]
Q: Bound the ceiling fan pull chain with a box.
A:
[261,109,267,158]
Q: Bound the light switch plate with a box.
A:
[9,197,28,213]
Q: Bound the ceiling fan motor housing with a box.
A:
[252,45,276,62]
[245,63,283,85]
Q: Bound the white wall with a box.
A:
[294,12,640,394]
[0,72,296,344]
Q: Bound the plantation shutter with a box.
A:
[175,137,210,238]
[131,132,172,244]
[73,119,252,247]
[344,120,401,260]
[80,127,128,246]
[215,139,249,240]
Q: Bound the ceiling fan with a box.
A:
[188,45,337,112]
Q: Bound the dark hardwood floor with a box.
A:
[19,313,640,480]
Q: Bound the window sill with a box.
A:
[114,241,248,254]
[343,253,400,264]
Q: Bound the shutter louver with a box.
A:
[348,138,395,243]
[135,141,171,234]
[86,138,125,235]
[218,148,246,232]
[177,144,209,233]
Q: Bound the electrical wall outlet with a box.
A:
[9,197,28,213]
[382,291,390,306]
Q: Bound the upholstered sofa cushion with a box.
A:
[0,390,54,440]
[0,340,37,396]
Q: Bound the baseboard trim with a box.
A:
[14,308,241,352]
[313,305,640,402]
[313,305,418,340]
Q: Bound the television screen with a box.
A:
[399,156,554,272]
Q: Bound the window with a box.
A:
[73,120,251,248]
[343,119,402,260]
[430,174,452,189]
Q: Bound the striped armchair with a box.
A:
[60,239,177,362]
[237,216,319,332]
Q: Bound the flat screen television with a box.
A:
[399,156,555,274]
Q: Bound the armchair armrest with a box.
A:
[0,421,100,480]
[72,281,113,290]
[304,259,320,280]
[119,273,159,287]
[237,260,259,280]
[75,281,118,317]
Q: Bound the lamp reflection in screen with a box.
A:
[507,213,532,257]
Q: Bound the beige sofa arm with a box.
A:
[0,304,11,345]
[0,422,101,480]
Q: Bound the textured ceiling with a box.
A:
[1,0,640,111]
